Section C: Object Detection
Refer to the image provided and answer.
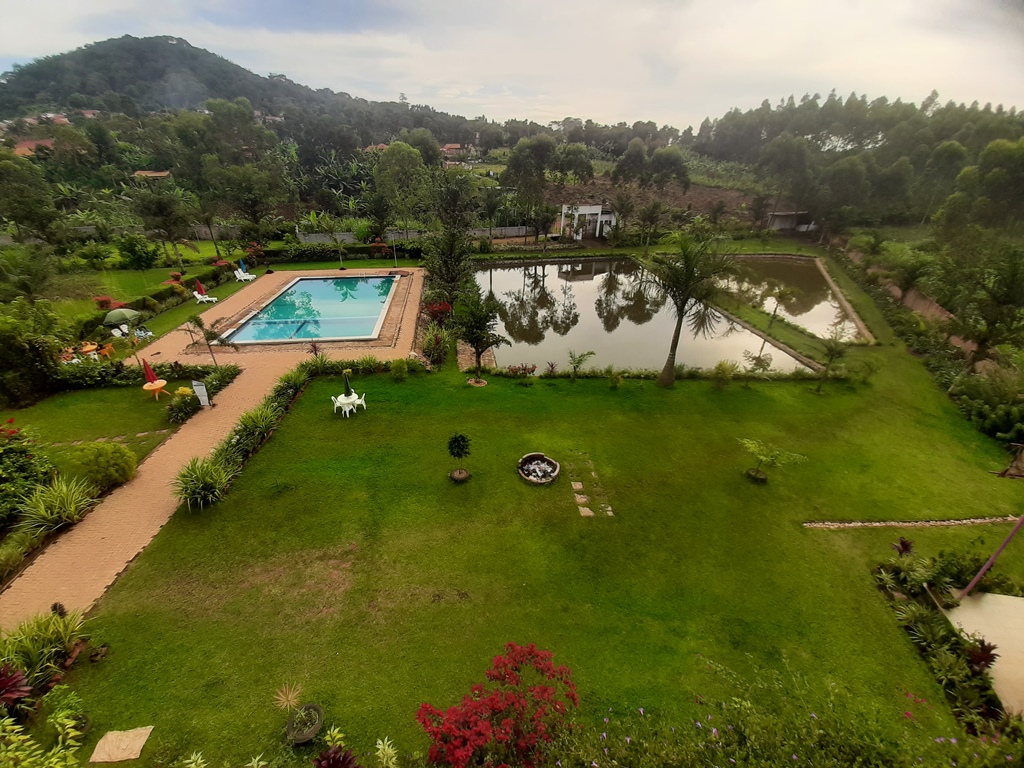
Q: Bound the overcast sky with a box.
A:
[1,0,1022,129]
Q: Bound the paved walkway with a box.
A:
[0,268,424,629]
[945,592,1024,714]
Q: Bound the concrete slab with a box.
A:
[945,592,1024,714]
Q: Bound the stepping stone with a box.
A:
[592,471,599,479]
[571,481,584,491]
[579,507,594,517]
[574,493,589,505]
[95,437,108,443]
[136,432,149,437]
[70,441,82,446]
[114,436,126,441]
[605,507,614,517]
[90,726,154,763]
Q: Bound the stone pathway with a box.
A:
[0,268,424,630]
[563,450,614,517]
[803,515,1019,529]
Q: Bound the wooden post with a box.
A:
[959,514,1024,600]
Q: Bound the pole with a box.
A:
[959,513,1024,599]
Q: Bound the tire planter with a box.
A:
[745,468,768,484]
[287,703,324,745]
[518,453,560,485]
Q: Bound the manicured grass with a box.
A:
[65,338,1022,765]
[0,383,186,464]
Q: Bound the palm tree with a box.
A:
[478,186,503,240]
[635,231,737,388]
[186,315,238,367]
[636,200,667,255]
[816,332,848,394]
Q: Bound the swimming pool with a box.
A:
[226,276,398,343]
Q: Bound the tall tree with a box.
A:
[374,142,428,238]
[398,127,443,167]
[0,153,58,240]
[635,230,737,387]
[457,287,509,383]
[499,134,556,208]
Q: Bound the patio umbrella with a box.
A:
[102,308,142,326]
[195,279,207,295]
[239,258,247,272]
[343,371,354,397]
[142,359,158,384]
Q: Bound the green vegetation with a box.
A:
[65,343,1024,764]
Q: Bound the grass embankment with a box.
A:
[65,338,1024,765]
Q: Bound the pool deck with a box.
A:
[0,268,425,629]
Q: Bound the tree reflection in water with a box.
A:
[496,265,555,345]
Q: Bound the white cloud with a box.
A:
[1,0,1022,129]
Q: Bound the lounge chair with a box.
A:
[193,291,218,304]
[234,269,256,282]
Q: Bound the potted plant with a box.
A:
[276,683,324,746]
[448,433,471,483]
[738,438,806,483]
[287,704,325,745]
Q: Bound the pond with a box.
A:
[475,259,809,373]
[730,256,857,340]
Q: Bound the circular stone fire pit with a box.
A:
[518,453,560,485]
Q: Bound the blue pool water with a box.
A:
[227,277,396,343]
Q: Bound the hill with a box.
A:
[0,36,328,116]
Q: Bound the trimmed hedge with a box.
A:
[51,360,240,392]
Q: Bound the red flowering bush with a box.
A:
[422,301,453,324]
[370,238,390,258]
[417,643,579,768]
[94,296,112,310]
[0,419,54,526]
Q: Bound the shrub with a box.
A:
[421,321,454,366]
[230,403,284,460]
[710,359,740,389]
[173,457,236,511]
[117,233,158,271]
[0,419,54,528]
[390,359,409,381]
[417,643,578,768]
[271,369,310,400]
[300,352,338,377]
[355,355,384,374]
[0,610,87,690]
[16,477,97,539]
[166,387,201,424]
[64,442,137,494]
[422,302,453,324]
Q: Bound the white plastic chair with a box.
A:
[119,324,130,333]
[331,396,355,417]
[354,393,367,411]
[194,291,218,304]
[110,328,125,339]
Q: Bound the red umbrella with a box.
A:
[142,359,158,384]
[195,279,206,295]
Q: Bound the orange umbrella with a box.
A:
[142,359,158,384]
[195,279,207,295]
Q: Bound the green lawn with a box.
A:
[64,336,1024,765]
[0,383,187,471]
